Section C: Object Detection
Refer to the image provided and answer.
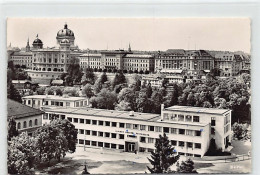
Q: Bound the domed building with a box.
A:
[56,23,75,47]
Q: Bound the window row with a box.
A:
[17,119,38,129]
[163,113,200,123]
[78,139,124,150]
[79,129,125,139]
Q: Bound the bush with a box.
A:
[93,68,98,72]
[113,69,117,73]
[145,70,150,74]
[134,70,138,74]
[139,70,144,74]
[129,70,133,74]
[123,70,128,73]
[103,69,107,72]
[98,68,102,72]
[108,69,112,73]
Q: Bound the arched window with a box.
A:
[47,68,51,71]
[42,68,46,71]
[17,122,21,129]
[61,68,64,72]
[23,121,27,128]
[35,119,38,126]
[29,120,32,127]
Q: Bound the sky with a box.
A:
[7,18,251,53]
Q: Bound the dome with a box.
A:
[33,38,43,44]
[60,39,70,43]
[57,24,74,37]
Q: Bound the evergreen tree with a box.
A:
[100,72,108,84]
[147,133,179,173]
[7,83,22,103]
[176,158,197,173]
[112,72,126,89]
[7,117,19,141]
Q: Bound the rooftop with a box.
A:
[79,53,102,57]
[124,54,154,58]
[7,99,44,119]
[45,107,160,122]
[22,95,88,101]
[165,106,230,115]
[12,51,32,56]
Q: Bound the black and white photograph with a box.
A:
[6,18,251,174]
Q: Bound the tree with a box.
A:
[65,57,83,85]
[7,83,22,103]
[232,122,248,140]
[63,87,79,97]
[112,72,126,89]
[147,133,179,173]
[7,117,19,141]
[116,87,137,111]
[82,84,94,98]
[82,68,95,85]
[176,158,197,173]
[136,89,152,113]
[8,132,39,174]
[151,88,166,114]
[100,72,108,84]
[90,88,118,110]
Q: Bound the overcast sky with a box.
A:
[7,18,251,53]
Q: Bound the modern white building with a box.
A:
[22,95,89,110]
[42,105,232,157]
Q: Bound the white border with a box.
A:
[1,1,260,174]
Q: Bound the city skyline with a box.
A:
[7,18,251,53]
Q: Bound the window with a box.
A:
[140,125,146,131]
[126,123,132,129]
[68,117,72,122]
[178,115,184,121]
[171,140,177,146]
[79,139,84,144]
[92,120,97,125]
[133,124,139,130]
[98,142,103,147]
[193,116,200,122]
[119,134,124,139]
[195,143,201,149]
[91,141,97,146]
[186,130,193,136]
[155,126,162,132]
[119,145,124,149]
[187,142,193,148]
[149,126,154,131]
[79,129,84,134]
[85,130,90,135]
[92,131,97,136]
[211,117,216,126]
[105,121,110,126]
[195,130,201,136]
[163,127,170,133]
[185,115,192,122]
[140,137,146,143]
[105,132,110,138]
[148,138,154,143]
[170,114,178,121]
[61,115,65,120]
[119,123,125,128]
[179,129,185,135]
[86,119,91,124]
[171,128,177,134]
[111,144,117,149]
[163,113,169,120]
[99,132,104,137]
[99,121,104,126]
[80,119,84,123]
[105,143,110,148]
[112,122,117,127]
[23,121,27,128]
[74,118,79,123]
[139,147,146,152]
[178,141,185,147]
[85,140,90,145]
[28,100,31,105]
[111,133,117,138]
[148,149,154,153]
[211,128,215,135]
[17,122,21,129]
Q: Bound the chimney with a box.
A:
[161,104,165,112]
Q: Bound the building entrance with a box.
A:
[125,142,137,152]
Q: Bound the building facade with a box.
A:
[22,95,89,110]
[42,105,231,157]
[7,99,44,135]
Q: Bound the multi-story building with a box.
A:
[123,54,154,72]
[7,99,44,135]
[42,105,231,157]
[213,51,243,76]
[22,94,89,110]
[78,53,102,69]
[155,49,214,76]
[9,39,33,69]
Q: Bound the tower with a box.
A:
[32,34,43,49]
[26,38,30,52]
[128,43,131,52]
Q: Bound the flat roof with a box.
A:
[22,95,87,101]
[45,107,160,122]
[165,106,230,115]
